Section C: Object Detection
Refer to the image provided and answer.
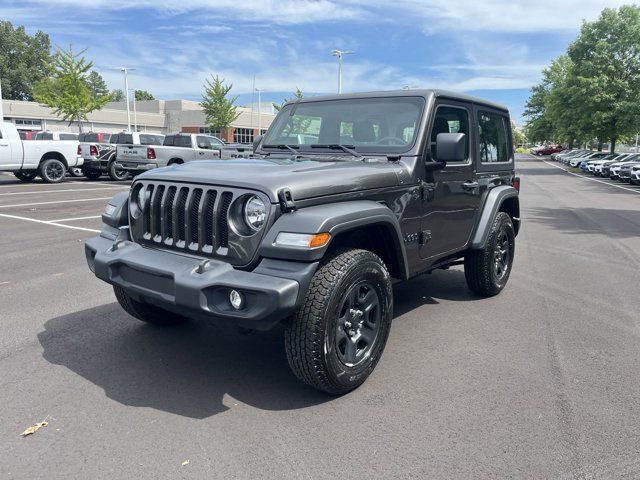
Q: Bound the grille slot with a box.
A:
[217,192,233,248]
[187,188,203,249]
[202,190,217,250]
[175,187,188,245]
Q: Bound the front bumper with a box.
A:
[85,233,314,330]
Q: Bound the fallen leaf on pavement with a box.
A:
[21,421,48,437]
[181,460,190,466]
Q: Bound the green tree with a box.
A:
[567,5,640,152]
[34,45,112,131]
[200,75,239,130]
[85,70,109,98]
[511,122,527,146]
[134,89,154,101]
[273,87,304,111]
[110,89,125,102]
[0,21,51,101]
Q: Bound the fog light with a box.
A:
[229,290,244,310]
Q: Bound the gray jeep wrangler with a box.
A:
[85,89,520,394]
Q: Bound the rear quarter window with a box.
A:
[477,111,511,163]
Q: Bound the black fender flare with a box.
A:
[469,186,520,249]
[260,200,409,279]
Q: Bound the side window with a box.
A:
[210,137,224,147]
[430,106,470,162]
[478,111,510,163]
[196,135,212,149]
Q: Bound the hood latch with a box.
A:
[278,188,296,213]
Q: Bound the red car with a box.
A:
[532,145,563,156]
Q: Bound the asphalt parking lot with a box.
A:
[1,154,640,479]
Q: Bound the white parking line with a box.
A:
[0,180,117,189]
[49,215,102,222]
[0,187,126,196]
[0,197,112,208]
[0,213,100,233]
[541,159,640,195]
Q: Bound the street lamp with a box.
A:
[118,67,136,131]
[331,50,354,94]
[128,88,138,132]
[255,87,262,135]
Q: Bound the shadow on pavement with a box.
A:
[38,269,478,418]
[526,207,640,239]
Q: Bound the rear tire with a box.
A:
[38,158,66,183]
[464,211,515,296]
[108,161,130,181]
[14,170,38,182]
[284,248,393,394]
[113,285,187,326]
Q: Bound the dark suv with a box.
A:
[85,90,520,394]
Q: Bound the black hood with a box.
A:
[139,157,412,202]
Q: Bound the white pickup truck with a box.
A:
[114,133,223,173]
[0,121,82,183]
[80,131,164,181]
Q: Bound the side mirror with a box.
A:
[436,133,467,162]
[253,135,263,153]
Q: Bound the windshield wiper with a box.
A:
[262,144,300,154]
[310,144,360,157]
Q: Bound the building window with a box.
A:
[14,118,42,129]
[199,127,222,138]
[234,128,254,144]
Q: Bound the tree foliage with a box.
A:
[524,5,640,152]
[110,89,125,102]
[0,21,51,101]
[200,75,239,129]
[273,87,304,111]
[85,70,109,98]
[34,45,112,131]
[134,89,154,101]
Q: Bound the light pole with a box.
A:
[118,67,136,131]
[331,49,354,94]
[255,87,262,135]
[129,88,138,131]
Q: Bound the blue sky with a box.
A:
[4,0,630,124]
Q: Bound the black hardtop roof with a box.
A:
[285,89,509,113]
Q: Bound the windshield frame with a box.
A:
[261,95,427,156]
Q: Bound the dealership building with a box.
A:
[0,98,276,143]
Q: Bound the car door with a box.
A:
[419,101,481,260]
[195,135,215,160]
[0,125,20,168]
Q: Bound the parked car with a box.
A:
[113,133,222,174]
[86,89,521,394]
[566,151,594,167]
[618,160,640,182]
[610,154,640,180]
[531,144,563,156]
[580,152,609,170]
[81,132,164,181]
[586,153,620,175]
[630,165,640,185]
[600,154,634,177]
[0,121,83,183]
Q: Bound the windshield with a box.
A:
[262,96,425,154]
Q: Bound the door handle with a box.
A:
[0,143,9,147]
[462,181,478,190]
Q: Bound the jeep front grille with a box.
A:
[132,182,234,256]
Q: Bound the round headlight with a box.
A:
[244,195,266,231]
[137,186,147,211]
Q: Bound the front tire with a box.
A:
[464,212,515,296]
[113,285,187,326]
[39,158,66,183]
[284,248,393,394]
[14,170,38,182]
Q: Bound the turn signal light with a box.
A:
[77,145,82,155]
[513,177,520,192]
[309,233,331,248]
[147,148,156,160]
[89,145,98,156]
[274,232,331,248]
